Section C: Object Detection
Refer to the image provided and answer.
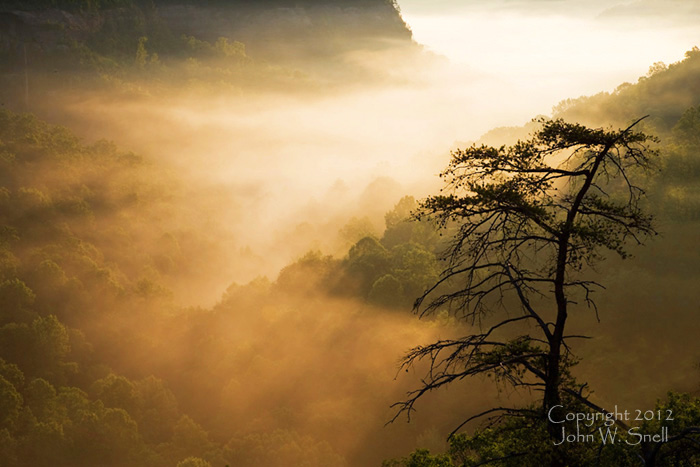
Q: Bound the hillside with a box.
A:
[0,108,464,467]
[0,0,418,117]
[0,0,412,68]
[477,47,700,222]
[0,49,699,465]
[383,48,700,466]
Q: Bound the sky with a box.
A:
[397,0,700,123]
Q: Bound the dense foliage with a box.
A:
[0,109,230,466]
[0,108,451,466]
[385,49,700,466]
[2,0,400,11]
[385,393,700,466]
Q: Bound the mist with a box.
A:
[400,0,699,122]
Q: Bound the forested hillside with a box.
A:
[0,0,419,132]
[0,109,237,465]
[384,48,700,466]
[1,48,699,465]
[0,108,448,466]
[0,0,412,80]
[477,48,700,222]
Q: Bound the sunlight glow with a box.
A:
[399,2,698,115]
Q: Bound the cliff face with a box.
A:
[0,1,413,68]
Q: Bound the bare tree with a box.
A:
[392,117,659,464]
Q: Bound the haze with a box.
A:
[400,0,699,121]
[62,0,694,288]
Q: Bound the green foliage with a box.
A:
[0,375,23,429]
[91,373,138,413]
[177,457,212,467]
[368,273,403,307]
[255,195,441,310]
[135,376,179,444]
[0,427,19,465]
[553,47,700,132]
[547,47,700,223]
[275,251,341,295]
[387,242,439,305]
[637,393,700,465]
[215,37,246,58]
[383,48,700,465]
[531,69,694,232]
[651,104,700,220]
[71,406,143,465]
[339,216,379,247]
[0,315,71,381]
[342,218,439,308]
[0,0,412,104]
[0,30,695,467]
[391,116,664,467]
[417,117,657,312]
[673,105,700,147]
[135,36,149,68]
[0,279,36,324]
[182,35,247,60]
[2,0,135,11]
[4,0,397,11]
[0,108,232,322]
[0,359,25,389]
[382,448,453,467]
[387,393,700,466]
[0,109,255,466]
[346,236,392,295]
[225,429,347,467]
[168,415,213,461]
[382,196,439,251]
[25,378,58,420]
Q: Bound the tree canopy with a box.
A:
[389,117,700,465]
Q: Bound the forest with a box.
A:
[0,0,699,466]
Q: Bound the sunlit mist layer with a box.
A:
[399,0,699,119]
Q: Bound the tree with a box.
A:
[177,457,212,467]
[135,36,149,68]
[392,118,662,465]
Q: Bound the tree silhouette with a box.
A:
[392,117,661,464]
